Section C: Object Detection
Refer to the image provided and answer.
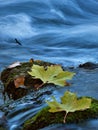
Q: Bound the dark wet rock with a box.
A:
[0,127,6,130]
[79,62,98,69]
[0,60,55,100]
[0,85,54,115]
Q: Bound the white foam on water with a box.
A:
[0,13,36,39]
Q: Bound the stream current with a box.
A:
[0,0,98,129]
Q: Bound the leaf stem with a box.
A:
[36,82,45,90]
[63,112,68,123]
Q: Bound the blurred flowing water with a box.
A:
[0,0,98,130]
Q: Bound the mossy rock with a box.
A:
[0,127,6,130]
[23,98,98,130]
[1,59,55,100]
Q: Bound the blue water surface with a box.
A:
[0,0,98,130]
[0,0,98,71]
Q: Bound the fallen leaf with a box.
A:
[14,76,25,88]
[46,91,91,123]
[28,65,75,87]
[8,61,21,68]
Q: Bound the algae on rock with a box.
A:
[23,98,98,130]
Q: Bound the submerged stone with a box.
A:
[79,62,98,69]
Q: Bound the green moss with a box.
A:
[23,98,98,130]
[1,60,54,87]
[1,62,33,87]
[0,127,6,130]
[1,60,55,100]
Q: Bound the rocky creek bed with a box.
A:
[0,60,98,130]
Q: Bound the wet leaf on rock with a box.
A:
[14,76,25,88]
[28,65,75,87]
[46,91,91,123]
